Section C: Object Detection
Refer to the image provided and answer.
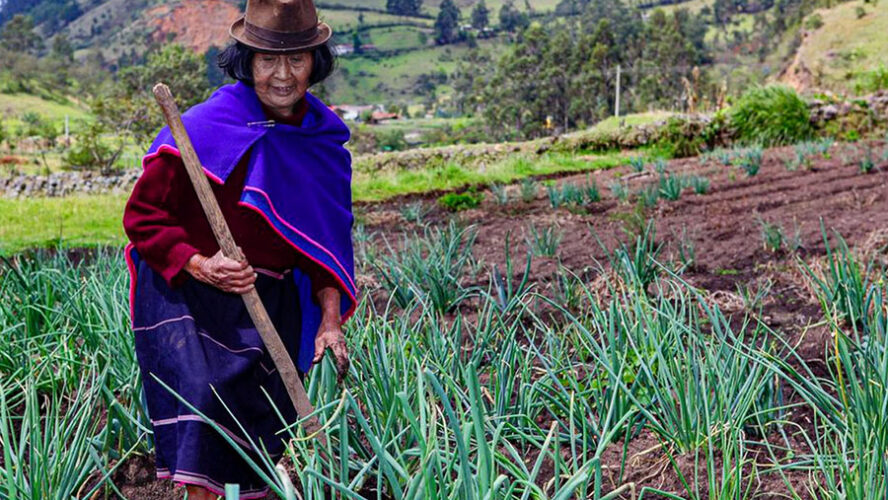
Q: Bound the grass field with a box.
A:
[363,25,432,51]
[319,0,563,16]
[0,195,127,255]
[0,149,632,254]
[329,38,505,104]
[0,92,91,136]
[318,9,433,31]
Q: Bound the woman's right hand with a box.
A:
[185,250,257,294]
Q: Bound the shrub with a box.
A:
[855,6,867,18]
[859,147,875,174]
[729,85,813,146]
[377,128,408,152]
[804,13,823,30]
[63,122,121,174]
[856,64,888,93]
[656,116,707,157]
[438,189,483,211]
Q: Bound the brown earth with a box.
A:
[146,0,242,54]
[114,141,888,498]
[350,139,888,498]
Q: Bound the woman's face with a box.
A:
[252,51,313,120]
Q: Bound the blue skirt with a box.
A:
[131,259,303,498]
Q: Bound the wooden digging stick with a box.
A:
[152,83,329,449]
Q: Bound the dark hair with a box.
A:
[217,41,336,86]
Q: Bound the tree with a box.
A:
[386,0,423,16]
[205,46,226,87]
[95,44,209,148]
[353,31,363,54]
[435,0,461,44]
[471,0,490,30]
[0,15,43,54]
[498,0,529,32]
[483,23,550,138]
[50,34,74,61]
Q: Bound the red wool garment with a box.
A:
[122,98,339,297]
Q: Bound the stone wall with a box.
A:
[0,170,142,198]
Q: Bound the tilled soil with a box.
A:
[118,141,887,498]
[350,140,888,499]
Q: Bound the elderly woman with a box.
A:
[122,0,357,498]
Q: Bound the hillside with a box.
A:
[781,0,888,94]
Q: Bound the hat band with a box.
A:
[245,21,320,47]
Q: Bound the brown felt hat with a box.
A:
[229,0,332,53]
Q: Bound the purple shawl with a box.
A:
[126,82,358,372]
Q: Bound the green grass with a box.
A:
[329,39,506,104]
[573,111,674,136]
[729,85,813,146]
[0,92,89,125]
[655,0,713,13]
[364,25,431,51]
[318,9,433,31]
[0,195,127,255]
[0,150,624,254]
[318,0,561,17]
[354,151,626,201]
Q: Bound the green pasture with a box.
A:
[653,0,712,13]
[363,25,432,51]
[330,38,505,104]
[0,93,89,123]
[318,9,433,31]
[0,195,127,255]
[318,0,561,17]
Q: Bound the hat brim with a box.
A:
[229,16,332,53]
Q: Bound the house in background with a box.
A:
[330,104,378,121]
[369,111,400,124]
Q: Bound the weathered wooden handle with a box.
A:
[151,83,328,448]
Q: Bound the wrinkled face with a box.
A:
[252,51,313,120]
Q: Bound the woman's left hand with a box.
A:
[312,321,350,383]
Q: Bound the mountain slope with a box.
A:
[781,0,888,93]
